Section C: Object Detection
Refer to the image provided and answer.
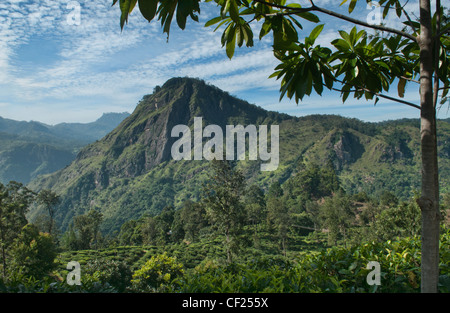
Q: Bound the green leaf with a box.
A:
[395,0,402,17]
[176,0,200,30]
[288,16,303,30]
[225,25,236,59]
[382,4,390,19]
[296,11,320,23]
[129,0,138,12]
[309,24,324,44]
[243,23,254,47]
[119,0,137,30]
[397,78,406,98]
[286,3,302,9]
[138,0,158,22]
[229,0,240,23]
[205,16,223,27]
[331,38,350,51]
[339,30,352,45]
[221,0,231,18]
[348,0,357,13]
[236,25,243,47]
[282,18,298,42]
[158,0,176,37]
[259,19,272,40]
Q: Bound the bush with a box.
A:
[178,228,450,293]
[9,224,58,281]
[83,258,132,292]
[130,253,184,292]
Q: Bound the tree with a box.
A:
[9,224,57,280]
[73,208,103,250]
[178,200,208,242]
[114,0,449,292]
[202,159,246,263]
[318,191,356,246]
[267,196,292,257]
[244,184,266,243]
[36,189,60,235]
[141,216,159,245]
[0,182,36,280]
[371,198,422,241]
[156,205,175,243]
[284,162,341,205]
[118,219,144,245]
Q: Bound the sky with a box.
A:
[0,0,447,125]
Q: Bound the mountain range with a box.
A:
[23,77,450,236]
[0,112,130,184]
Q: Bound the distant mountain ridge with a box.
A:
[0,112,130,184]
[26,77,450,236]
[0,112,130,146]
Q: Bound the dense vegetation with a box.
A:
[1,159,449,293]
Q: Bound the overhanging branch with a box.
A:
[331,87,421,109]
[251,0,418,42]
[328,77,421,110]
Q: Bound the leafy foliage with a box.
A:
[8,224,57,281]
[83,258,132,292]
[0,182,37,281]
[130,252,184,292]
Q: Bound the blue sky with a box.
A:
[0,0,446,125]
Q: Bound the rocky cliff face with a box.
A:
[71,77,287,181]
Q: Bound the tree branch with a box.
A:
[400,0,419,35]
[328,77,421,109]
[310,4,417,42]
[401,76,420,84]
[251,0,418,42]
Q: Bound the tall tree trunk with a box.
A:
[418,0,441,293]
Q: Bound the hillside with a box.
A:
[26,77,450,236]
[0,112,130,184]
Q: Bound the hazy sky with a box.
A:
[0,0,445,125]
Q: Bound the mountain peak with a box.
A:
[161,76,205,89]
[95,77,288,177]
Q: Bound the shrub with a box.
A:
[83,258,132,292]
[9,224,58,281]
[130,253,184,292]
